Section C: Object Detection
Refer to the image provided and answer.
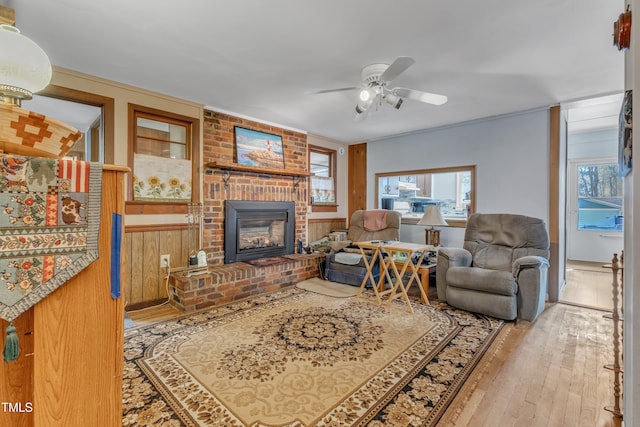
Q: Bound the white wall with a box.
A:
[367,108,550,247]
[568,128,618,159]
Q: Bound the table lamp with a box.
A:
[417,205,448,246]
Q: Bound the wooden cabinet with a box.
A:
[0,166,127,427]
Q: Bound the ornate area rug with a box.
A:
[123,288,503,426]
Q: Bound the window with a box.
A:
[127,105,200,214]
[576,162,623,230]
[375,165,475,227]
[309,145,337,212]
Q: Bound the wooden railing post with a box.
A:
[604,252,623,418]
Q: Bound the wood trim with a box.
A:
[308,144,338,209]
[125,298,169,312]
[39,85,116,164]
[548,105,561,302]
[311,204,338,212]
[127,104,201,213]
[348,143,367,219]
[125,201,189,215]
[125,223,190,233]
[206,161,310,177]
[375,165,477,177]
[375,165,476,227]
[103,164,131,172]
[308,217,347,224]
[548,106,560,243]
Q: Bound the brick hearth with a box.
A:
[169,254,324,312]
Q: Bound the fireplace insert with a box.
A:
[224,200,295,263]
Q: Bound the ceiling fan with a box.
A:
[312,56,447,120]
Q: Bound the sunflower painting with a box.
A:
[133,153,192,202]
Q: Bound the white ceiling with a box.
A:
[6,0,625,143]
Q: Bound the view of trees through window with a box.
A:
[577,162,623,230]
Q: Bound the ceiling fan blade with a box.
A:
[379,57,415,83]
[393,87,448,105]
[305,87,359,95]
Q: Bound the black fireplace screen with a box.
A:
[224,200,295,263]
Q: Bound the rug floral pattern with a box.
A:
[123,288,503,426]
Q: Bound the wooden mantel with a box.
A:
[206,161,310,178]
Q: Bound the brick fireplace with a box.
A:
[168,110,322,312]
[201,110,309,265]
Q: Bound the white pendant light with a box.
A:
[0,24,52,104]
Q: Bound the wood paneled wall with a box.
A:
[122,225,197,308]
[123,219,349,307]
[308,218,347,243]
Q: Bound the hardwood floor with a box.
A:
[126,303,181,328]
[438,303,622,426]
[125,291,623,426]
[561,260,614,311]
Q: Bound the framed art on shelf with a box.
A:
[234,126,285,169]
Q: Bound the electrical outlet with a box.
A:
[160,254,170,268]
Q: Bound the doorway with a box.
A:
[22,94,103,162]
[560,94,623,311]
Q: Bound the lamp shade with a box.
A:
[0,103,83,158]
[0,24,52,101]
[417,205,448,226]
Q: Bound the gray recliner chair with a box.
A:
[324,209,401,286]
[436,213,550,321]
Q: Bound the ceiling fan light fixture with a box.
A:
[355,96,373,114]
[384,94,403,109]
[0,24,52,105]
[359,88,372,102]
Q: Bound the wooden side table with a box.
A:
[393,259,436,304]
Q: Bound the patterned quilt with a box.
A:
[0,155,102,322]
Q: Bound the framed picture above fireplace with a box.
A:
[234,126,285,169]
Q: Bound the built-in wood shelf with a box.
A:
[206,161,310,177]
